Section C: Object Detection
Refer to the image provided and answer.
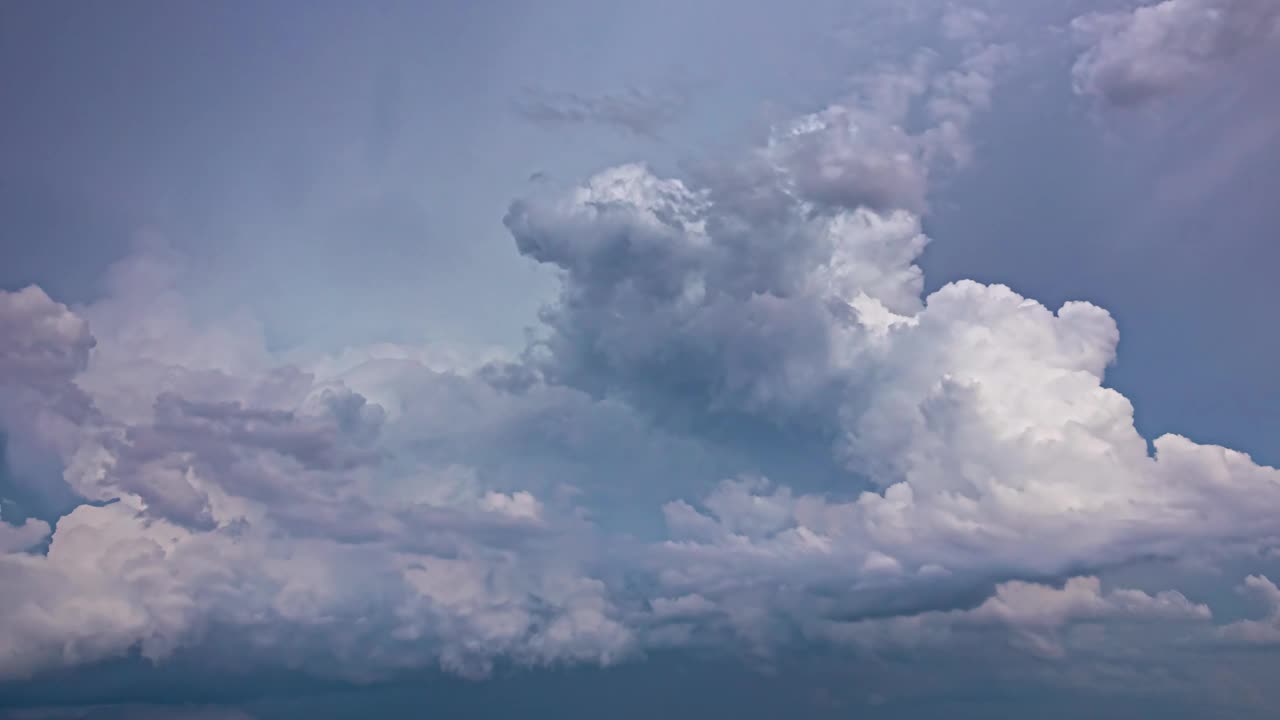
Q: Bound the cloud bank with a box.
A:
[2,3,1279,709]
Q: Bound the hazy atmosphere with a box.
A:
[2,1,1279,717]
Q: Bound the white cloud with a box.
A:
[512,142,1280,629]
[968,576,1210,627]
[0,285,96,465]
[767,103,931,214]
[1218,575,1280,644]
[0,516,50,553]
[2,5,1279,694]
[0,285,95,386]
[0,270,634,682]
[761,41,1013,214]
[1072,0,1280,106]
[819,575,1210,658]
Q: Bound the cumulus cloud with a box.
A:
[0,286,95,389]
[2,4,1279,700]
[509,140,1280,634]
[502,28,1280,663]
[0,515,49,553]
[1218,575,1280,644]
[506,162,927,426]
[0,265,634,682]
[0,285,98,518]
[1072,0,1280,106]
[968,576,1210,626]
[817,575,1210,659]
[757,43,1013,215]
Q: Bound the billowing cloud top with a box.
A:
[1072,0,1280,106]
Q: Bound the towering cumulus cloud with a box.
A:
[504,72,1280,649]
[1,6,1278,708]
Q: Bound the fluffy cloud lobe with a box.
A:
[1072,0,1280,106]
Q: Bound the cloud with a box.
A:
[766,104,931,214]
[0,286,95,390]
[506,162,927,426]
[759,42,1013,215]
[513,85,692,139]
[503,33,1280,659]
[2,4,1280,703]
[1218,575,1280,644]
[967,576,1210,625]
[0,262,635,683]
[817,575,1210,659]
[0,516,49,553]
[1072,0,1280,107]
[0,285,98,518]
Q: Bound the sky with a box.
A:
[1,0,1279,717]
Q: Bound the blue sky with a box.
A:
[2,1,1279,718]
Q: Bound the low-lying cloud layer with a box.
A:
[2,0,1278,712]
